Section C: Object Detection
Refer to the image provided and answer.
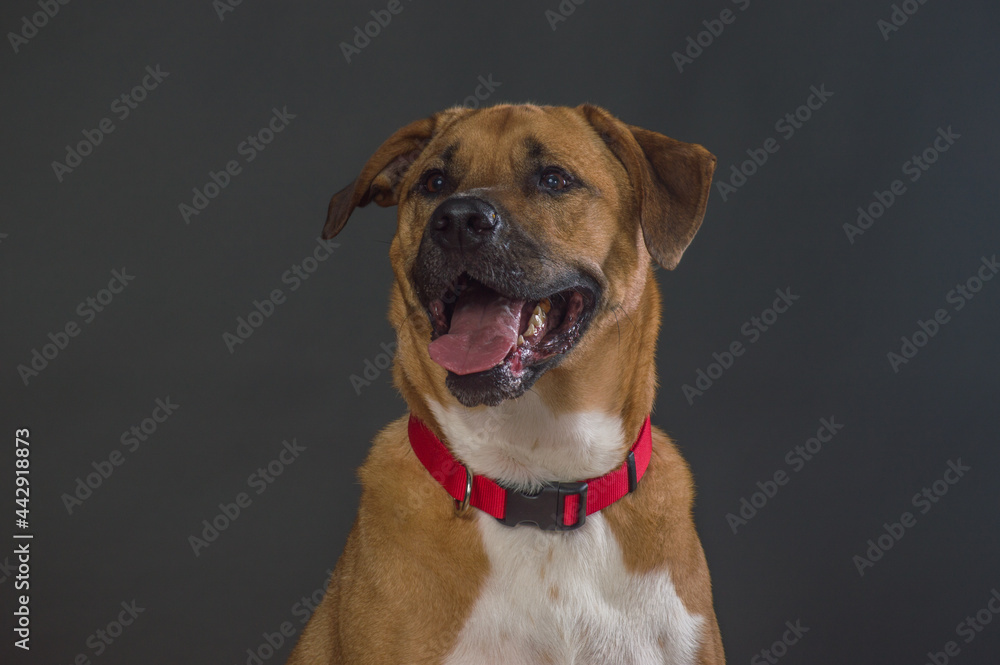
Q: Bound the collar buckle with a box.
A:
[496,481,588,531]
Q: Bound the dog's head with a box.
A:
[326,104,715,408]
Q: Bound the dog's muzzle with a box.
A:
[411,195,600,407]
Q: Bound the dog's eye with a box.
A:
[423,171,446,194]
[539,168,572,192]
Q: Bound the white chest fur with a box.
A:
[443,512,704,665]
[429,396,705,665]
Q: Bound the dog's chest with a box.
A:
[429,397,704,663]
[443,513,704,665]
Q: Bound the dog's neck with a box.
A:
[426,392,629,492]
[405,272,662,492]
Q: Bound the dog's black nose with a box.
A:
[428,197,501,251]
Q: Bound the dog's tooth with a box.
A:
[517,335,525,347]
[539,298,551,313]
[525,322,536,337]
[531,313,542,328]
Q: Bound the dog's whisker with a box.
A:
[615,303,640,336]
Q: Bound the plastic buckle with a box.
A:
[497,481,588,531]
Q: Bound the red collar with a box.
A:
[407,415,652,531]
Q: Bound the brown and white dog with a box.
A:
[286,103,723,664]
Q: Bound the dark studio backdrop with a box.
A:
[2,0,999,663]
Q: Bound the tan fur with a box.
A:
[287,419,490,663]
[287,104,723,664]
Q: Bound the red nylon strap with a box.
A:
[407,414,653,528]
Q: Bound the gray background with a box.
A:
[2,0,999,663]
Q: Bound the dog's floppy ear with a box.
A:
[324,111,458,239]
[579,104,717,270]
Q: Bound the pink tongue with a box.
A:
[428,285,525,375]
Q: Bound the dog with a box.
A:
[286,103,723,664]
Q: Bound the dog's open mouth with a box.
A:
[426,274,595,381]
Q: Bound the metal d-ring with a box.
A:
[455,465,472,516]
